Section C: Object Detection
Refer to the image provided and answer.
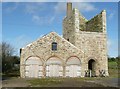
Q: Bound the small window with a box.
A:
[52,42,57,51]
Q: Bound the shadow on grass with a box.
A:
[2,71,20,80]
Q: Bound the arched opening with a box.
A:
[66,57,81,77]
[25,57,43,78]
[46,57,63,77]
[88,59,96,77]
[88,59,95,70]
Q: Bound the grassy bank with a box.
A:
[108,61,118,78]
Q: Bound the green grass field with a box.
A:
[27,78,64,87]
[108,61,118,78]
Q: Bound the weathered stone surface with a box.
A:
[20,32,84,78]
[20,3,109,78]
[62,3,108,77]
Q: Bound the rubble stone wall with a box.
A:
[20,32,84,78]
[63,7,109,76]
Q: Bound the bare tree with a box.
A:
[2,42,15,57]
[2,42,16,73]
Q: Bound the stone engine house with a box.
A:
[20,3,109,78]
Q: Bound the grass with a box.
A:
[108,61,118,69]
[108,61,118,78]
[27,77,64,87]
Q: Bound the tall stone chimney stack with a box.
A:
[67,2,72,17]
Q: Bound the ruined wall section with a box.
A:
[73,9,108,76]
[63,7,108,76]
[79,14,88,31]
[86,10,106,32]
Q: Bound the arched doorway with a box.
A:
[46,57,63,77]
[88,59,95,70]
[88,59,96,77]
[66,57,81,77]
[25,57,43,78]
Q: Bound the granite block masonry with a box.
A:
[20,2,109,78]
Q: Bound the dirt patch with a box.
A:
[93,77,119,87]
[2,77,30,87]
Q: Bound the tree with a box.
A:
[2,42,15,57]
[1,42,19,73]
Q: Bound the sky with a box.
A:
[2,2,118,57]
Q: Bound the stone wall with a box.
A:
[21,3,109,78]
[63,8,80,46]
[63,7,108,76]
[75,32,108,76]
[63,8,106,33]
[20,32,85,78]
[79,13,88,31]
[86,11,103,32]
[63,15,75,45]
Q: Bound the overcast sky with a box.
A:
[2,2,118,57]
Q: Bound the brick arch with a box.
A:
[45,56,64,77]
[25,56,43,65]
[66,56,81,63]
[24,56,44,78]
[66,56,81,65]
[46,56,64,65]
[86,56,98,63]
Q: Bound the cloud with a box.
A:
[32,15,55,25]
[3,2,19,12]
[54,2,66,14]
[73,2,97,12]
[24,3,55,25]
[3,2,45,14]
[54,2,96,14]
[24,3,45,14]
[3,2,96,25]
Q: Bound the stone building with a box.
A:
[20,3,109,78]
